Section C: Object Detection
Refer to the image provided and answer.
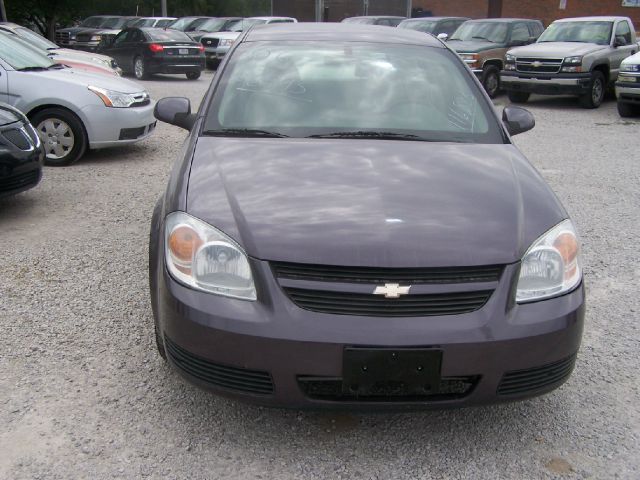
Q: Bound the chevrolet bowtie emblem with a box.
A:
[373,283,411,299]
[532,61,542,68]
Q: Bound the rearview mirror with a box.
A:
[437,33,448,41]
[154,97,196,131]
[502,106,535,136]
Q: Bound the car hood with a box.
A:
[186,138,566,267]
[58,27,99,35]
[447,40,504,53]
[510,42,607,57]
[621,50,640,65]
[17,68,143,92]
[53,48,114,64]
[201,31,241,41]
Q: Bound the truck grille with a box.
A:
[75,33,93,43]
[272,262,501,317]
[516,57,563,74]
[55,31,71,44]
[202,38,219,48]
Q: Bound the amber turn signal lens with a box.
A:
[554,232,578,278]
[169,225,202,264]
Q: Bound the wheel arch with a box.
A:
[591,63,610,84]
[482,58,504,71]
[26,103,89,142]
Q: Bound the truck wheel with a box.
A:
[31,108,87,166]
[508,91,530,104]
[186,71,201,80]
[617,101,637,118]
[482,65,500,99]
[579,71,605,109]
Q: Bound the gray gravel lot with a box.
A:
[1,70,639,479]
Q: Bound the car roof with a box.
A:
[554,16,629,22]
[248,16,296,21]
[243,23,444,47]
[346,16,406,19]
[465,18,539,23]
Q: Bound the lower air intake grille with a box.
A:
[298,376,479,401]
[165,336,274,395]
[497,353,577,396]
[283,287,493,317]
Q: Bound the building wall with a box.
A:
[414,0,640,27]
[273,0,408,22]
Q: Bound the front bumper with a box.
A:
[155,258,585,409]
[204,45,231,60]
[73,42,100,52]
[616,81,640,104]
[501,71,591,96]
[0,124,43,199]
[80,101,156,149]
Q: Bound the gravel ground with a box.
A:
[1,70,639,479]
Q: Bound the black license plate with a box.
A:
[342,348,442,396]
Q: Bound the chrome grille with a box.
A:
[516,57,563,74]
[202,38,219,48]
[55,31,71,44]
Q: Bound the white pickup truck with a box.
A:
[501,16,638,108]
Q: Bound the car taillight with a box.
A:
[149,43,164,53]
[198,44,205,53]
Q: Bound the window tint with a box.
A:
[450,22,508,43]
[268,19,295,24]
[112,30,132,46]
[146,29,193,42]
[538,21,613,46]
[439,21,457,35]
[205,42,503,144]
[615,21,631,44]
[511,23,530,42]
[377,19,392,26]
[398,20,437,33]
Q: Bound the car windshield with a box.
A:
[0,34,56,69]
[537,21,613,45]
[169,17,206,31]
[102,17,130,29]
[450,22,508,43]
[81,16,107,28]
[198,18,229,32]
[398,20,438,33]
[146,29,193,42]
[342,18,377,24]
[204,42,502,143]
[133,18,155,27]
[16,27,57,50]
[156,19,175,28]
[227,18,268,32]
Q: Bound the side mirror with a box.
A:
[154,97,196,131]
[502,106,535,136]
[437,33,448,41]
[614,35,627,48]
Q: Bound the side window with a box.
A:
[511,23,530,43]
[377,19,392,26]
[528,22,542,39]
[268,19,294,24]
[112,30,131,47]
[438,21,454,35]
[615,21,632,45]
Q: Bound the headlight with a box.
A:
[506,53,516,62]
[91,35,102,41]
[561,66,583,73]
[219,38,235,47]
[621,63,640,72]
[87,86,143,108]
[564,56,582,65]
[165,212,256,301]
[70,34,77,40]
[516,219,582,303]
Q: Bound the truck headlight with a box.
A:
[516,219,582,303]
[165,212,256,301]
[506,53,516,62]
[564,56,582,65]
[219,38,235,47]
[91,35,102,41]
[88,86,145,108]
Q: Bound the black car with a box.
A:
[0,102,43,199]
[101,28,205,80]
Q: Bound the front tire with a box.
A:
[149,197,166,360]
[579,71,605,109]
[31,108,87,166]
[508,91,530,104]
[134,56,148,80]
[482,65,500,99]
[617,101,638,118]
[186,70,201,80]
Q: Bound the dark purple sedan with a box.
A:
[149,24,585,409]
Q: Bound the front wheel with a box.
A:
[134,56,148,80]
[482,65,500,99]
[579,71,605,109]
[31,108,87,166]
[617,101,638,118]
[508,91,530,104]
[186,70,201,80]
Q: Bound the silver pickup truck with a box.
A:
[501,16,639,108]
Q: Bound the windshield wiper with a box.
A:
[203,128,289,138]
[17,64,64,72]
[471,35,490,41]
[309,131,427,141]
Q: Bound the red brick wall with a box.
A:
[413,0,640,27]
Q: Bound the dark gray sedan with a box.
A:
[149,24,585,409]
